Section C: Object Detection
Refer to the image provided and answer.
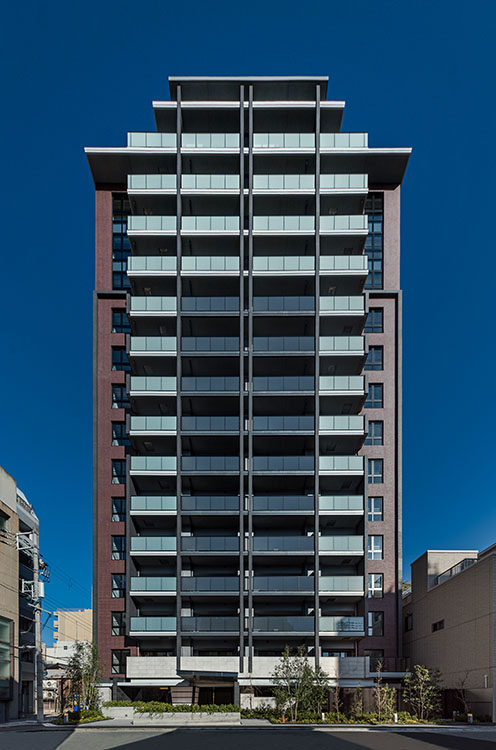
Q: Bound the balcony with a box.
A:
[182,336,239,352]
[318,456,364,473]
[319,336,365,354]
[128,132,176,148]
[252,576,314,592]
[129,616,176,633]
[253,376,314,392]
[128,174,176,191]
[130,577,176,592]
[181,133,240,149]
[252,256,315,272]
[253,495,314,512]
[181,496,239,512]
[130,496,177,513]
[182,297,239,312]
[182,174,240,190]
[319,496,364,512]
[182,537,240,552]
[319,536,364,553]
[253,296,314,312]
[319,376,365,393]
[319,416,365,433]
[127,256,177,274]
[181,216,240,233]
[130,416,177,433]
[181,256,240,272]
[253,174,314,191]
[130,537,177,553]
[253,336,314,352]
[320,133,368,149]
[182,416,239,432]
[320,216,368,233]
[319,576,364,593]
[181,577,239,592]
[130,376,177,393]
[130,297,177,313]
[127,216,177,233]
[319,296,364,313]
[181,376,239,392]
[252,456,314,472]
[253,133,315,149]
[181,617,239,632]
[253,616,314,632]
[181,456,239,472]
[320,174,368,191]
[253,216,314,233]
[253,416,314,432]
[130,336,176,354]
[319,616,364,634]
[130,456,177,473]
[319,256,368,273]
[252,536,314,552]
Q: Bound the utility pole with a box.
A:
[32,528,44,723]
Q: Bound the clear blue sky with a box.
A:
[1,0,494,644]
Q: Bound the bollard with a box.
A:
[63,713,68,724]
[393,712,398,723]
[321,712,325,722]
[282,714,285,723]
[467,713,473,724]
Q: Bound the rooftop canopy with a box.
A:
[168,76,329,101]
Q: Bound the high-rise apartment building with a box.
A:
[86,76,410,703]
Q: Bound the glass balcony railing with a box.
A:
[319,336,364,353]
[319,616,364,632]
[319,296,364,312]
[253,216,315,232]
[130,616,176,632]
[253,174,315,190]
[182,296,239,312]
[128,132,176,148]
[253,336,314,352]
[181,577,240,592]
[319,256,368,272]
[182,416,239,431]
[253,296,314,312]
[318,416,365,431]
[128,174,176,190]
[130,376,177,392]
[320,174,368,190]
[320,216,368,232]
[181,496,239,512]
[252,256,315,272]
[319,536,363,552]
[131,496,177,512]
[130,297,177,312]
[131,537,177,551]
[128,216,177,232]
[253,133,315,149]
[253,456,314,471]
[320,133,368,149]
[252,576,314,592]
[130,456,177,472]
[130,416,177,431]
[130,577,176,591]
[319,376,365,392]
[253,536,314,552]
[319,456,364,472]
[182,216,240,232]
[253,376,314,391]
[182,337,239,352]
[253,616,314,631]
[127,256,177,272]
[319,495,364,511]
[182,537,239,552]
[181,617,239,631]
[182,456,239,472]
[181,133,240,149]
[182,376,239,392]
[130,336,176,352]
[253,416,314,431]
[182,174,240,190]
[181,256,239,271]
[319,576,364,592]
[253,495,314,511]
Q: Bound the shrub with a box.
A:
[52,709,107,725]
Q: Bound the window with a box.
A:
[368,497,383,522]
[364,194,383,290]
[112,195,131,291]
[112,497,126,522]
[432,619,444,632]
[364,384,383,409]
[404,614,413,632]
[365,421,383,446]
[368,535,383,560]
[111,460,126,485]
[367,611,384,637]
[364,308,383,333]
[112,310,130,334]
[111,612,126,636]
[368,574,383,598]
[365,346,383,371]
[363,649,384,671]
[0,616,11,700]
[0,511,8,532]
[112,385,129,410]
[112,422,129,446]
[111,574,126,598]
[112,347,130,372]
[111,535,126,560]
[111,648,130,674]
[368,459,383,484]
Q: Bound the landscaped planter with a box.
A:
[105,706,135,719]
[132,711,241,725]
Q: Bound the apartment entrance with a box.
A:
[197,685,234,704]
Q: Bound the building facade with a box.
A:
[86,75,410,701]
[403,547,496,720]
[53,609,92,644]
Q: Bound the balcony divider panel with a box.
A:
[314,84,321,665]
[176,85,183,671]
[247,83,254,672]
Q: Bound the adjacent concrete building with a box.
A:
[86,75,410,702]
[403,546,496,720]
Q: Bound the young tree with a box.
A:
[329,685,341,718]
[454,672,471,716]
[350,682,363,718]
[403,664,441,721]
[307,665,330,715]
[66,641,102,712]
[373,660,397,721]
[271,646,314,721]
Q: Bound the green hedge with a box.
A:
[52,710,108,725]
[102,701,240,714]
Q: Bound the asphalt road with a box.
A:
[1,727,496,750]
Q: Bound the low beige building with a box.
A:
[403,545,496,720]
[0,468,20,722]
[53,609,92,644]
